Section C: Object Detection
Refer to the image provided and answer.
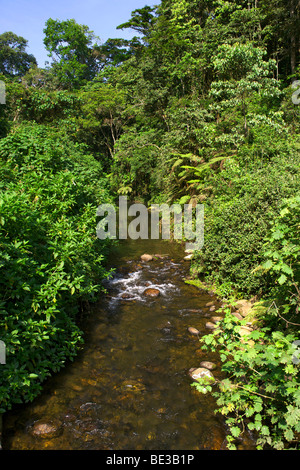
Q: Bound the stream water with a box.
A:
[3,238,255,450]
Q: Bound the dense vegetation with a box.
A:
[0,0,299,450]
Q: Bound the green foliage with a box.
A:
[258,196,300,317]
[193,144,300,297]
[94,38,138,67]
[21,89,81,124]
[116,6,157,37]
[198,311,300,450]
[0,123,113,411]
[111,128,162,201]
[0,32,37,77]
[76,80,128,167]
[43,18,102,89]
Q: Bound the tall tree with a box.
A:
[43,18,101,89]
[289,0,300,76]
[93,37,141,67]
[116,6,157,37]
[0,32,37,77]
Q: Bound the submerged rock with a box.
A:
[121,293,134,299]
[188,327,200,336]
[29,420,62,439]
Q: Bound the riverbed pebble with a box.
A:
[200,361,217,371]
[211,316,223,324]
[29,420,62,439]
[205,322,217,330]
[189,368,215,383]
[188,327,200,336]
[141,254,153,262]
[121,293,134,299]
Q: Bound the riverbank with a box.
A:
[184,275,300,450]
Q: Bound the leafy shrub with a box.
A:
[258,195,300,318]
[197,310,300,450]
[0,123,113,411]
[193,144,300,297]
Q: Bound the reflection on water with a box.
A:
[3,239,254,450]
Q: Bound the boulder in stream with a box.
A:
[189,368,215,384]
[188,327,200,336]
[29,420,62,439]
[211,316,223,324]
[143,288,160,298]
[121,293,134,300]
[205,322,218,330]
[141,254,153,262]
[200,361,217,371]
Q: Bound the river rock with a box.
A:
[236,300,252,317]
[205,322,217,330]
[238,326,253,336]
[189,368,215,384]
[188,327,200,336]
[231,311,243,320]
[120,380,146,393]
[211,316,223,324]
[121,293,134,299]
[200,361,217,371]
[29,420,62,439]
[141,254,153,262]
[143,288,160,298]
[238,326,255,346]
[154,254,166,259]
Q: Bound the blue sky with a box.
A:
[0,0,157,67]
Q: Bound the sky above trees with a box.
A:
[0,0,155,67]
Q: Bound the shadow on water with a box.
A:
[3,238,255,450]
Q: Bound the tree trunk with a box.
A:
[290,0,298,76]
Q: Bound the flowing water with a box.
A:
[3,238,254,450]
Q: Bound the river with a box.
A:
[2,237,255,450]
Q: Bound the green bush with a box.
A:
[197,311,300,450]
[0,123,113,411]
[259,195,300,318]
[193,144,300,297]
